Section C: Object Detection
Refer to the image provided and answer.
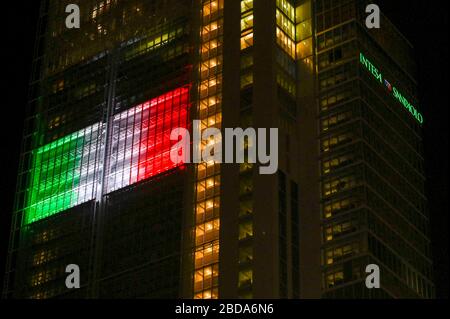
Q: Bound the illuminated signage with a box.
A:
[359,52,423,124]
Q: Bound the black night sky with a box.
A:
[0,1,447,299]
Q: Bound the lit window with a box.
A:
[276,28,295,59]
[241,0,253,13]
[241,33,254,50]
[238,269,253,288]
[241,13,254,31]
[297,38,312,59]
[238,220,253,240]
[203,0,222,18]
[240,72,253,89]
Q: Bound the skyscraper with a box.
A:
[308,1,433,298]
[3,0,434,299]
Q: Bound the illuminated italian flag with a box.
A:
[25,123,102,225]
[24,86,190,225]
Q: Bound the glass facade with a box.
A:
[315,0,433,298]
[4,0,434,300]
[5,0,194,299]
[24,87,189,225]
[25,123,101,224]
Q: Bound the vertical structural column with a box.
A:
[192,0,224,299]
[297,0,322,298]
[88,48,119,298]
[219,0,241,298]
[252,0,279,298]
